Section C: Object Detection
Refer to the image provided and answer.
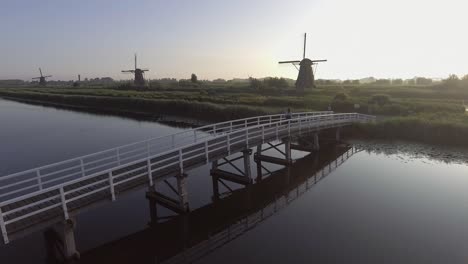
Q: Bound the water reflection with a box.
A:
[66,145,355,264]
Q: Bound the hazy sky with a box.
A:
[1,0,466,81]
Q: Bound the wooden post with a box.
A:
[242,149,252,180]
[176,174,189,212]
[256,145,262,181]
[0,207,8,244]
[284,138,292,164]
[313,133,320,151]
[53,218,80,260]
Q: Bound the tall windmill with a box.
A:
[32,68,52,86]
[121,54,149,87]
[279,33,327,93]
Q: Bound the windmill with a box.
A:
[122,54,149,87]
[32,68,52,86]
[279,33,327,93]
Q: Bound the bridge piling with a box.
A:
[284,138,292,164]
[313,133,320,151]
[254,139,293,166]
[176,174,189,212]
[49,218,80,261]
[210,149,254,186]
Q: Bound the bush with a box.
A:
[369,94,392,106]
[334,92,348,101]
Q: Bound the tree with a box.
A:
[191,74,198,83]
[415,77,432,85]
[249,77,262,90]
[392,79,403,85]
[444,74,460,88]
[263,77,289,89]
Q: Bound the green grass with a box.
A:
[2,84,468,146]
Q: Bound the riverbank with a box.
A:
[2,88,468,147]
[0,90,274,123]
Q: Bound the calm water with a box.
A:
[2,98,468,263]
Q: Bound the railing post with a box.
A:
[275,123,279,140]
[245,129,249,148]
[178,149,184,174]
[60,187,69,220]
[245,119,247,128]
[36,170,43,190]
[261,126,265,143]
[288,120,291,137]
[147,159,153,186]
[109,172,115,201]
[205,141,209,163]
[171,134,175,148]
[0,207,9,244]
[227,134,231,155]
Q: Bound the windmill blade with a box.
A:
[32,77,41,79]
[43,75,52,78]
[122,70,135,73]
[279,60,301,64]
[39,68,43,77]
[134,53,137,70]
[303,33,307,59]
[311,59,327,63]
[141,69,149,71]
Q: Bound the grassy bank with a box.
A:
[347,114,468,147]
[0,89,275,122]
[2,86,468,147]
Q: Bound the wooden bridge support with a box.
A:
[254,139,293,166]
[45,218,80,261]
[211,149,253,186]
[146,173,190,216]
[313,133,320,151]
[176,174,189,212]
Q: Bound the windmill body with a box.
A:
[279,33,327,94]
[122,54,149,87]
[32,68,52,86]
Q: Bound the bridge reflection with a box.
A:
[54,144,358,264]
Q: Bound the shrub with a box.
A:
[369,94,392,106]
[334,92,348,101]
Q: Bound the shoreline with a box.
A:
[2,91,468,148]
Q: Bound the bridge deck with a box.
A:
[0,112,375,244]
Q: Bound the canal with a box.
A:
[2,98,468,264]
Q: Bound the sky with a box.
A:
[0,0,467,81]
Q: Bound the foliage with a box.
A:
[369,94,392,106]
[334,92,348,101]
[191,74,198,83]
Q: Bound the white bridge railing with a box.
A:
[0,112,374,244]
[0,111,332,202]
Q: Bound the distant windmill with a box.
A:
[32,68,52,86]
[121,54,149,87]
[279,33,327,93]
[73,74,81,87]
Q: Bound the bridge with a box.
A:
[0,111,374,259]
[73,145,360,264]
